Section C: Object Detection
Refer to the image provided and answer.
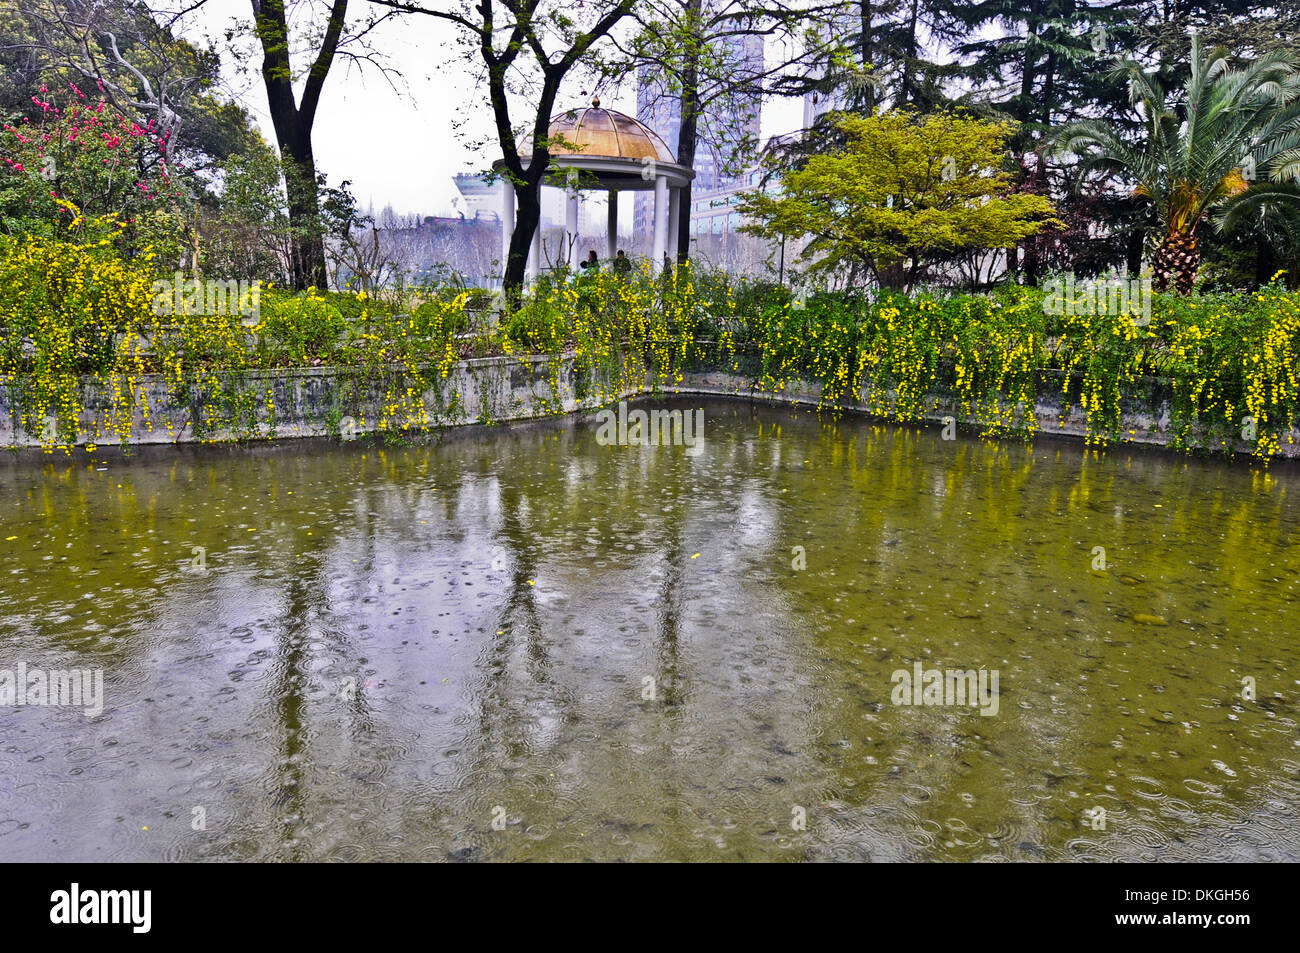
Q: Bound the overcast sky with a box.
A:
[180,1,805,217]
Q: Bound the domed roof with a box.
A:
[522,99,676,163]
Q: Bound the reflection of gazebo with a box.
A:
[493,99,694,278]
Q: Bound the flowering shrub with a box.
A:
[0,83,181,258]
[2,232,1299,459]
[0,228,156,444]
[1155,282,1300,456]
[736,285,1043,434]
[721,281,1300,457]
[256,291,347,366]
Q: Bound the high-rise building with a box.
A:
[803,86,842,131]
[633,30,764,237]
[801,9,864,130]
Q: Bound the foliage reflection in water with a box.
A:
[1,398,1298,861]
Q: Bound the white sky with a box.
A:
[181,1,804,217]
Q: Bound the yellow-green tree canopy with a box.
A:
[741,111,1061,290]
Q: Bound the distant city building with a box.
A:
[688,132,795,236]
[683,132,804,276]
[801,10,863,129]
[455,171,599,240]
[453,173,500,222]
[688,165,763,238]
[633,29,764,237]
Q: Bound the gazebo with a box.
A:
[493,99,695,279]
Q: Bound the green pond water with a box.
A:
[1,397,1298,862]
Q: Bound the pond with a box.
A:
[1,397,1298,861]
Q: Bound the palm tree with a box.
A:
[1056,34,1300,293]
[1215,182,1300,289]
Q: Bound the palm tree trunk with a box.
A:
[1152,230,1200,293]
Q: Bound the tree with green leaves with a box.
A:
[370,0,634,299]
[948,2,1133,132]
[781,0,966,117]
[1213,146,1300,290]
[246,0,356,290]
[771,2,1128,285]
[741,110,1061,290]
[1131,1,1300,70]
[119,0,397,289]
[1055,33,1300,292]
[1,0,263,176]
[624,0,836,263]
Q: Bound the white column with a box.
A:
[651,174,669,269]
[606,191,618,262]
[667,187,681,266]
[499,179,514,283]
[565,192,580,268]
[527,222,541,281]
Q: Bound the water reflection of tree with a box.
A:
[262,470,383,860]
[484,481,552,754]
[8,407,1300,859]
[268,570,312,859]
[471,431,558,774]
[465,416,703,834]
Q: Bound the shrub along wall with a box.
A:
[4,231,1300,459]
[0,354,633,446]
[4,353,1298,459]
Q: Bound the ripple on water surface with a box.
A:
[1,399,1298,861]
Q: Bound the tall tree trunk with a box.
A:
[674,0,703,265]
[1152,230,1199,293]
[899,0,919,105]
[1017,0,1042,124]
[1009,0,1042,280]
[281,135,329,290]
[1126,227,1144,277]
[1020,51,1055,286]
[1255,235,1275,288]
[860,0,874,112]
[504,181,542,294]
[251,0,347,291]
[1039,49,1055,128]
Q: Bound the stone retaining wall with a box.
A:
[3,354,1296,459]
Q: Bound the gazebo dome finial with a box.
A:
[592,96,600,108]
